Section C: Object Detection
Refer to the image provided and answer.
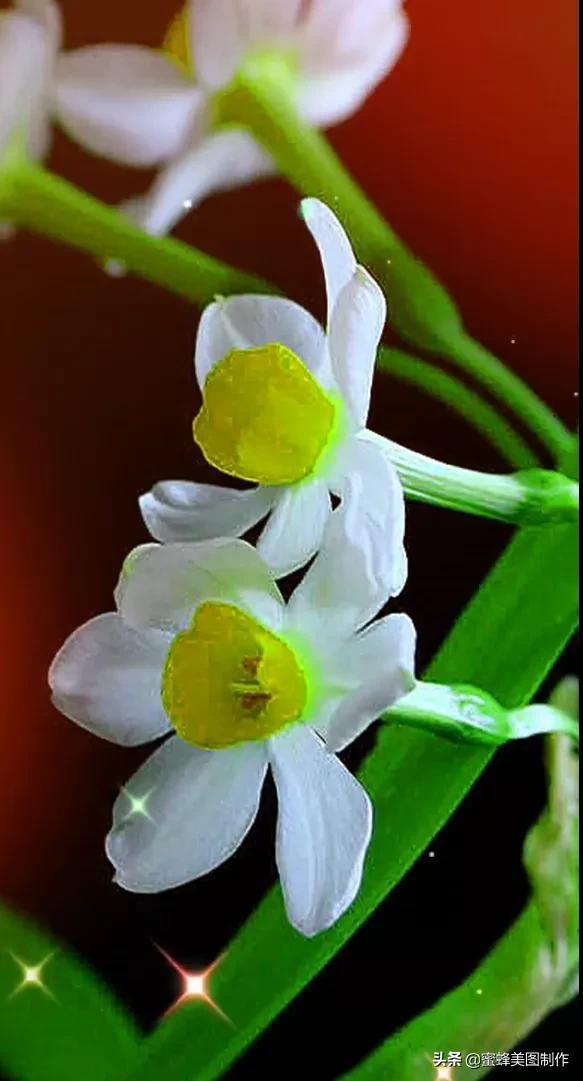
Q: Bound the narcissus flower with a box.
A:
[0,1,60,165]
[141,198,407,580]
[49,490,416,937]
[53,0,408,236]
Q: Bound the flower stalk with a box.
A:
[368,432,579,525]
[0,144,270,304]
[215,54,571,462]
[386,680,579,747]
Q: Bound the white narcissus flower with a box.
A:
[53,0,409,237]
[49,486,416,937]
[140,198,407,581]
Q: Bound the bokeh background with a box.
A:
[0,1,578,1077]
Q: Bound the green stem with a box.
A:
[379,347,538,469]
[367,431,578,525]
[0,150,270,305]
[216,56,571,461]
[124,525,578,1081]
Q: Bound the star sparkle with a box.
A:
[155,944,231,1023]
[120,785,155,822]
[8,952,56,1000]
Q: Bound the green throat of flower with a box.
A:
[193,342,343,485]
[162,601,308,749]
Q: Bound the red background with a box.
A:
[0,0,578,1070]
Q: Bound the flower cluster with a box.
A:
[49,194,417,937]
[1,0,408,233]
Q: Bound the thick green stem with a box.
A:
[216,56,571,461]
[123,524,578,1081]
[379,347,538,469]
[368,432,578,525]
[0,152,270,304]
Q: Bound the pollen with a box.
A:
[163,6,193,75]
[193,343,338,485]
[162,602,308,749]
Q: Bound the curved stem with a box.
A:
[0,151,271,305]
[217,56,571,461]
[379,347,538,468]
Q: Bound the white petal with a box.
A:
[120,129,274,237]
[329,266,386,427]
[302,0,406,70]
[257,481,332,577]
[0,10,53,159]
[195,295,327,389]
[270,727,372,936]
[320,613,416,752]
[106,737,268,892]
[15,0,61,43]
[115,540,285,634]
[140,480,274,544]
[288,444,405,642]
[238,0,306,39]
[333,434,408,597]
[189,0,246,90]
[54,46,204,166]
[299,7,409,127]
[300,198,356,328]
[189,0,309,89]
[48,613,171,746]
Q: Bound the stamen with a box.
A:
[162,602,307,748]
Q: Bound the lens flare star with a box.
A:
[155,944,231,1023]
[120,785,155,822]
[8,952,56,1000]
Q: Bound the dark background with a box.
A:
[0,1,578,1078]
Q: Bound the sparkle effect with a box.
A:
[156,945,230,1023]
[120,785,155,822]
[8,952,55,1000]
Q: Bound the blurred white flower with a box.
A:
[53,0,409,236]
[0,0,60,161]
[0,1,61,237]
[141,198,407,581]
[50,489,415,937]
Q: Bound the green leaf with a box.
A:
[125,525,578,1081]
[0,903,141,1081]
[339,721,579,1080]
[387,681,579,747]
